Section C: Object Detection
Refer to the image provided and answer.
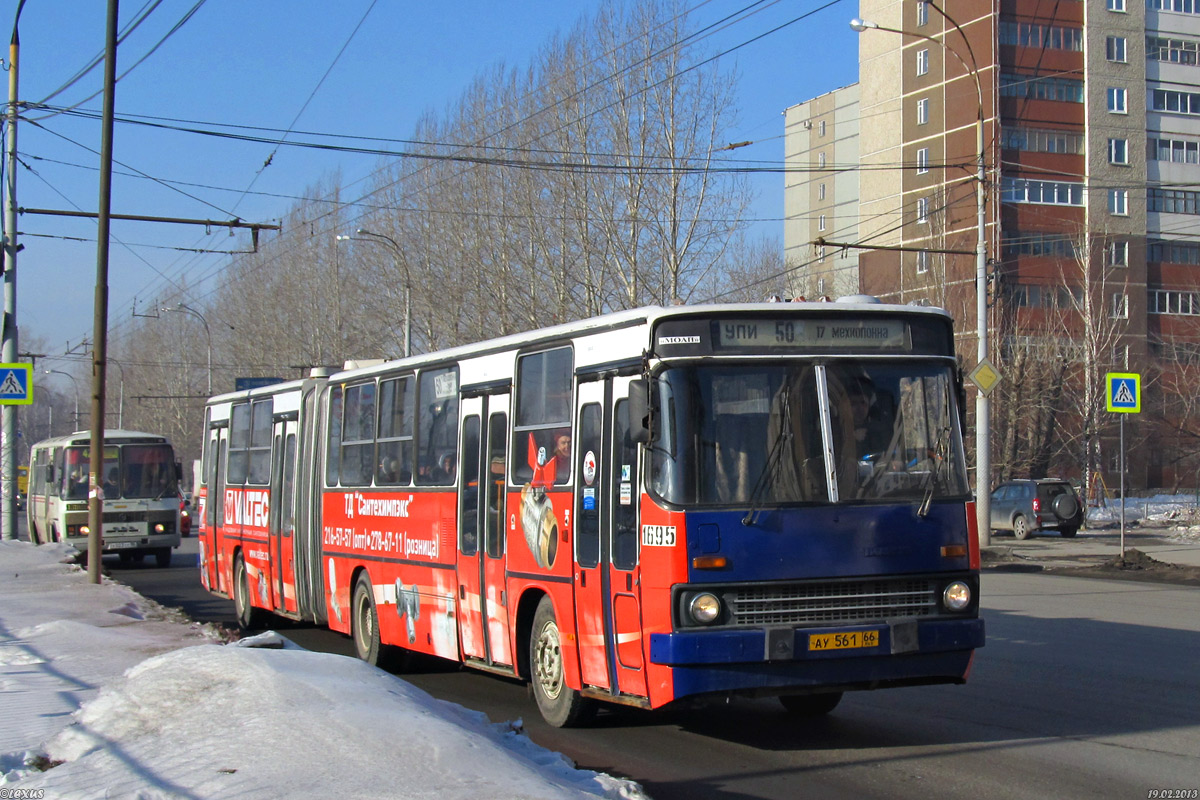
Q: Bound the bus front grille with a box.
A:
[727,579,939,626]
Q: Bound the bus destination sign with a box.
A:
[713,318,909,350]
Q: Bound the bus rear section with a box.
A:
[26,431,183,567]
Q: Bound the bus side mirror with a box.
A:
[175,462,183,481]
[628,379,653,444]
[46,464,55,484]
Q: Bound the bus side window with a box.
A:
[575,404,602,569]
[485,412,507,559]
[613,399,638,571]
[459,416,480,555]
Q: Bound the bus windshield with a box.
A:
[649,361,969,507]
[60,444,178,500]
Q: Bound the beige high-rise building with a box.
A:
[785,0,1200,488]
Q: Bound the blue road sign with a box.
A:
[1106,372,1141,413]
[0,364,32,405]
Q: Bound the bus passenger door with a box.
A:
[572,376,647,700]
[269,419,298,614]
[202,427,226,594]
[456,398,485,660]
[572,381,609,690]
[457,393,513,668]
[482,396,513,667]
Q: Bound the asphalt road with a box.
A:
[98,535,1200,799]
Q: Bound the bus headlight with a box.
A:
[688,592,722,625]
[943,581,971,611]
[154,523,166,533]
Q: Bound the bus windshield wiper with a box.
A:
[743,381,792,526]
[917,426,951,518]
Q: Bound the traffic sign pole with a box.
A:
[1106,372,1141,564]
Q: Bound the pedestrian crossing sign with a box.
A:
[0,363,32,405]
[1106,372,1140,413]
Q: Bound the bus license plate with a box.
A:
[107,541,137,550]
[809,630,880,651]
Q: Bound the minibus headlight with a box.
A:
[943,581,972,611]
[154,523,165,533]
[688,592,721,625]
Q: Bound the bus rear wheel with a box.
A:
[233,554,262,630]
[779,692,843,716]
[530,597,594,728]
[353,573,384,666]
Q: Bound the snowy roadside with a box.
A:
[0,541,647,799]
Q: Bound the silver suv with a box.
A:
[989,479,1083,540]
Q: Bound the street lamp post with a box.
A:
[339,229,412,358]
[851,15,991,548]
[44,369,80,432]
[163,302,213,395]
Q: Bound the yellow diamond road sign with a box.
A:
[969,358,1002,396]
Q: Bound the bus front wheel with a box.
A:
[530,597,594,728]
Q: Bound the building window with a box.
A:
[1002,126,1084,154]
[1107,87,1128,113]
[819,119,826,137]
[1147,0,1200,13]
[1149,187,1200,213]
[916,147,929,174]
[1111,293,1129,318]
[818,214,826,231]
[816,244,825,263]
[1147,36,1199,64]
[1107,0,1125,11]
[917,0,929,26]
[1109,138,1129,164]
[1104,239,1123,267]
[818,151,826,168]
[1150,289,1200,315]
[1109,189,1129,215]
[1151,88,1200,114]
[818,182,826,200]
[917,196,930,223]
[1001,177,1085,206]
[1106,36,1127,62]
[1149,136,1200,162]
[999,73,1085,103]
[916,250,929,274]
[916,49,929,76]
[999,21,1083,51]
[917,97,929,124]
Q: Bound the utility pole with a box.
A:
[1,2,23,541]
[87,0,118,583]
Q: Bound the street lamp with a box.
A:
[44,369,81,432]
[851,14,991,548]
[338,229,412,358]
[162,302,213,395]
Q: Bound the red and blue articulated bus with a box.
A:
[197,301,984,726]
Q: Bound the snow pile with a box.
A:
[0,541,646,799]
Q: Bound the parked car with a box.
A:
[990,479,1083,540]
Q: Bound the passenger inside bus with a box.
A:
[103,468,119,498]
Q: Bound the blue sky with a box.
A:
[9,0,859,381]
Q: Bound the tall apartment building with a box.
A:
[783,85,861,299]
[785,0,1200,488]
